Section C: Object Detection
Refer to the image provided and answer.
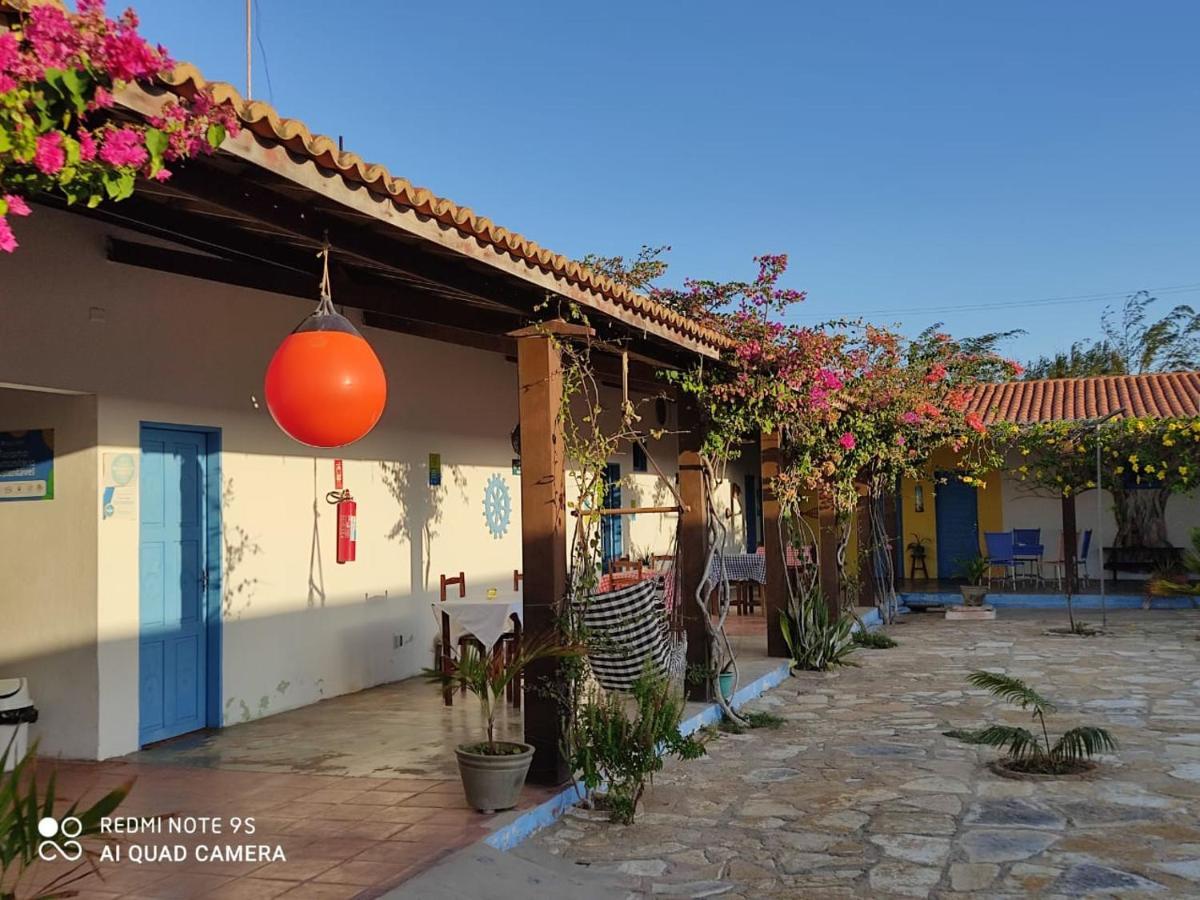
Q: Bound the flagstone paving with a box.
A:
[527,609,1200,898]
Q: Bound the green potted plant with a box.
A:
[907,533,930,560]
[425,634,579,814]
[957,555,991,606]
[686,659,736,701]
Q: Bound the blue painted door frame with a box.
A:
[935,472,979,580]
[138,423,222,745]
[601,462,622,568]
[744,473,758,552]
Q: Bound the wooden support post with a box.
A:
[761,432,788,657]
[514,330,570,785]
[1062,492,1077,596]
[677,396,712,701]
[817,487,841,619]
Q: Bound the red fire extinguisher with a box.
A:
[327,459,356,564]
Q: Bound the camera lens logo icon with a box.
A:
[37,816,84,862]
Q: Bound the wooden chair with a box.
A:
[610,558,644,583]
[439,572,468,704]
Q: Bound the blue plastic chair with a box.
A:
[1012,528,1044,583]
[983,531,1017,589]
[1077,529,1093,585]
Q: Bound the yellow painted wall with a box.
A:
[899,447,1003,579]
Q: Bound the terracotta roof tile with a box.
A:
[967,372,1200,424]
[156,64,731,352]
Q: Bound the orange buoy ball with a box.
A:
[264,311,387,448]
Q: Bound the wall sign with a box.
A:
[101,451,137,520]
[429,453,442,487]
[0,429,54,501]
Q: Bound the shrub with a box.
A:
[853,629,898,649]
[945,671,1117,774]
[570,672,706,824]
[779,582,856,671]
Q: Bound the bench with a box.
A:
[1104,545,1182,581]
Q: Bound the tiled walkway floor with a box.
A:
[22,676,551,899]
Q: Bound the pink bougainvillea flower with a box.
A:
[0,216,17,253]
[26,5,80,69]
[839,432,856,451]
[1009,361,1025,377]
[4,195,31,217]
[0,31,19,75]
[77,129,97,161]
[900,411,921,425]
[151,167,171,182]
[896,435,907,446]
[91,86,114,109]
[98,127,148,168]
[100,27,167,82]
[965,412,987,434]
[33,131,66,174]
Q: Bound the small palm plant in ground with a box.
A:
[945,671,1117,775]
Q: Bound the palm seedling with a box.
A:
[945,671,1117,774]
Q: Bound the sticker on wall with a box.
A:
[429,453,441,487]
[101,451,137,520]
[511,458,521,476]
[0,429,54,501]
[483,473,512,539]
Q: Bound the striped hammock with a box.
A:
[575,576,687,692]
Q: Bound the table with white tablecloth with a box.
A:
[433,589,523,706]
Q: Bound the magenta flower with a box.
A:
[901,411,921,425]
[839,432,856,451]
[98,128,148,168]
[25,5,79,70]
[0,31,18,75]
[0,216,17,253]
[33,132,66,175]
[101,28,166,82]
[77,129,97,162]
[4,195,30,217]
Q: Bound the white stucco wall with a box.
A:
[1000,452,1200,583]
[0,388,99,758]
[2,207,532,757]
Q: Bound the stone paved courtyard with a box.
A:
[528,609,1200,898]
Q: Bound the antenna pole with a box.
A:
[245,0,252,99]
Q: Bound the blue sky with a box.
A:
[136,1,1200,362]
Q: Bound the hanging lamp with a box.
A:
[264,243,387,447]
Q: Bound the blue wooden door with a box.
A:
[139,427,209,745]
[601,463,622,568]
[935,474,980,580]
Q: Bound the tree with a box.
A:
[1024,291,1200,378]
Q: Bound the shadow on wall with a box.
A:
[0,572,520,761]
[223,474,262,620]
[379,459,468,596]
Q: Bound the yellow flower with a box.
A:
[1019,465,1029,473]
[1163,437,1176,447]
[1129,454,1139,464]
[1086,480,1096,488]
[1020,448,1030,456]
[1137,420,1147,432]
[1131,463,1140,473]
[1076,445,1086,454]
[1055,474,1063,482]
[1114,465,1124,474]
[1180,466,1190,477]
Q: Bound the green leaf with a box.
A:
[206,123,226,150]
[144,127,169,159]
[1052,726,1117,764]
[964,671,1056,714]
